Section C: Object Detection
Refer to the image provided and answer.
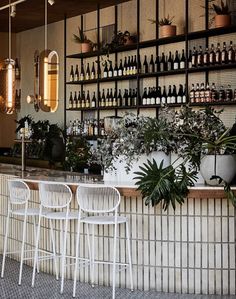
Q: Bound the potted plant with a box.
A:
[73,27,94,53]
[149,15,176,38]
[208,0,231,27]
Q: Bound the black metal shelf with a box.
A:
[188,62,236,73]
[66,107,97,111]
[187,25,236,41]
[190,101,236,107]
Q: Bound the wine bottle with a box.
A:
[97,61,101,79]
[130,56,134,75]
[113,89,117,106]
[109,88,113,106]
[86,63,90,80]
[195,83,200,103]
[228,41,235,63]
[103,61,108,78]
[81,91,86,108]
[138,54,142,73]
[143,55,149,73]
[180,49,185,69]
[209,44,216,65]
[219,85,225,101]
[86,90,90,108]
[114,62,118,77]
[167,51,173,71]
[132,88,137,106]
[200,82,205,102]
[91,92,96,107]
[188,50,192,68]
[105,88,109,106]
[160,53,166,72]
[156,86,161,105]
[173,50,180,70]
[189,84,195,103]
[204,83,211,102]
[73,91,77,109]
[182,84,186,103]
[128,88,132,106]
[123,57,128,75]
[124,89,129,106]
[197,46,203,67]
[127,56,131,75]
[150,54,155,73]
[161,86,167,104]
[177,84,183,104]
[101,89,106,107]
[133,55,137,74]
[75,65,79,81]
[118,59,123,76]
[77,91,81,108]
[69,92,73,108]
[142,87,148,105]
[150,87,155,105]
[203,48,209,66]
[172,85,177,103]
[146,87,151,105]
[15,58,21,80]
[70,65,74,82]
[155,55,160,72]
[211,83,218,102]
[91,62,96,79]
[108,61,113,78]
[191,47,197,67]
[167,85,172,104]
[226,84,233,101]
[221,42,228,64]
[80,64,85,81]
[215,43,221,64]
[118,89,123,106]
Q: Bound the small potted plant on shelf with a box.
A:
[148,15,176,38]
[73,27,94,53]
[208,0,231,28]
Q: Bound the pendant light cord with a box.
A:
[9,0,11,60]
[45,0,47,51]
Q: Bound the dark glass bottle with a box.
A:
[161,86,167,104]
[172,85,177,103]
[191,47,197,67]
[167,85,172,104]
[226,84,233,101]
[77,91,81,108]
[105,88,110,106]
[73,91,77,109]
[215,43,221,64]
[188,50,192,68]
[101,89,106,107]
[80,64,85,81]
[142,87,148,105]
[177,84,183,104]
[127,56,131,75]
[197,46,203,67]
[69,92,73,109]
[86,63,90,80]
[86,90,90,108]
[203,48,209,66]
[150,54,155,73]
[143,55,149,73]
[219,85,226,102]
[91,92,96,108]
[195,83,200,103]
[103,61,108,78]
[130,56,134,75]
[123,57,128,75]
[118,89,123,106]
[180,49,185,69]
[160,53,166,72]
[155,55,160,72]
[91,62,96,79]
[118,59,123,76]
[211,83,218,102]
[173,50,180,70]
[200,83,205,102]
[167,51,173,71]
[155,86,161,105]
[228,41,235,63]
[70,65,74,82]
[75,65,79,81]
[114,62,118,77]
[209,44,216,65]
[133,55,137,74]
[221,42,228,64]
[108,61,113,78]
[189,84,195,103]
[146,87,151,105]
[113,88,117,106]
[204,83,211,102]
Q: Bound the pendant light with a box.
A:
[0,0,16,114]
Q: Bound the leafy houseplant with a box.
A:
[148,15,176,38]
[206,0,231,27]
[73,27,95,53]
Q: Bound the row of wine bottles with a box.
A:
[190,41,235,68]
[67,119,105,137]
[189,83,236,103]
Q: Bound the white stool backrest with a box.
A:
[76,184,121,213]
[8,179,30,205]
[39,182,72,209]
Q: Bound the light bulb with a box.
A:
[43,56,49,106]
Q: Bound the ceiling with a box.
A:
[0,0,131,33]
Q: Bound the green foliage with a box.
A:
[148,15,175,26]
[73,26,94,46]
[212,0,230,15]
[134,159,198,211]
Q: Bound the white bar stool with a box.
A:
[31,181,78,294]
[1,179,41,285]
[72,183,133,299]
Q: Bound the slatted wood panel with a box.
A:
[0,174,235,295]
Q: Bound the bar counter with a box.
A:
[0,164,235,295]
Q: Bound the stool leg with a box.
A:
[85,224,92,283]
[49,220,59,281]
[60,217,69,294]
[33,217,40,274]
[60,220,64,274]
[18,210,28,285]
[112,221,118,299]
[32,210,42,287]
[125,221,133,291]
[73,218,81,298]
[1,207,10,278]
[91,224,95,288]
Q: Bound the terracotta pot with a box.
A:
[81,42,92,53]
[124,37,134,45]
[160,25,176,38]
[215,15,231,28]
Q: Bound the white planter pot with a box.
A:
[200,154,236,186]
[103,151,170,184]
[170,153,204,185]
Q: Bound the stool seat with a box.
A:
[12,208,48,217]
[82,215,127,225]
[44,211,79,220]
